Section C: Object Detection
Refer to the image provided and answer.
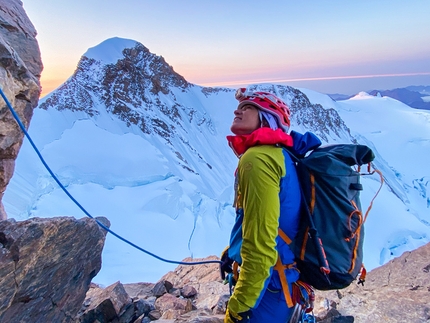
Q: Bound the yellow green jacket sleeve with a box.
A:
[227,145,285,314]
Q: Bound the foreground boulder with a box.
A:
[0,0,43,220]
[0,216,109,322]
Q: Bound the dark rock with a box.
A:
[318,308,355,322]
[123,282,154,299]
[164,280,174,292]
[0,216,109,322]
[152,280,167,297]
[118,302,135,323]
[134,298,154,317]
[132,313,145,323]
[148,309,161,320]
[181,285,198,298]
[77,281,131,322]
[169,287,181,297]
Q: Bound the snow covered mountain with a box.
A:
[4,37,430,286]
[368,88,430,110]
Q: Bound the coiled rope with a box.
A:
[0,87,221,267]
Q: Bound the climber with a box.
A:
[221,88,316,323]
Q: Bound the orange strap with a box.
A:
[276,229,295,307]
[233,262,239,282]
[345,200,363,242]
[362,168,384,223]
[278,228,292,245]
[274,256,294,308]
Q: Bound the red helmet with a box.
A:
[235,88,291,132]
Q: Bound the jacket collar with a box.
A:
[227,127,294,157]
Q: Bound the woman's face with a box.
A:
[231,104,260,135]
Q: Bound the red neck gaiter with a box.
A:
[227,127,294,157]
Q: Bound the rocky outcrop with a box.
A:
[0,0,43,220]
[0,216,109,322]
[76,244,430,322]
[76,257,228,323]
[314,242,430,323]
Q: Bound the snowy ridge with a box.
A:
[83,37,139,65]
[4,38,430,285]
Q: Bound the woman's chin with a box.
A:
[230,125,243,135]
[231,127,252,136]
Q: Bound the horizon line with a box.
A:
[199,72,430,87]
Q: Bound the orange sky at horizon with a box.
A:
[39,70,430,98]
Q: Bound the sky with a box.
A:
[21,0,430,97]
[3,38,430,286]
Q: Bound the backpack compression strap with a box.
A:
[275,228,297,308]
[276,228,315,310]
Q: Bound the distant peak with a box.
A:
[83,37,140,65]
[350,91,373,100]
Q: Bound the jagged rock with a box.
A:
[148,309,162,320]
[152,280,168,297]
[133,298,155,317]
[160,256,229,313]
[313,242,430,322]
[317,308,354,323]
[169,288,181,297]
[174,308,224,323]
[160,256,223,287]
[0,216,109,322]
[0,0,43,220]
[77,281,158,323]
[181,285,197,298]
[133,313,146,323]
[210,294,229,315]
[155,293,192,315]
[76,281,132,322]
[164,280,174,293]
[123,282,155,299]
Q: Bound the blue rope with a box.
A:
[0,87,222,267]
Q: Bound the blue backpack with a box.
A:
[284,143,383,290]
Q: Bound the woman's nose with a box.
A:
[234,109,241,115]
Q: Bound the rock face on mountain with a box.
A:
[0,216,109,322]
[39,40,191,141]
[38,38,354,177]
[0,0,43,220]
[39,43,354,146]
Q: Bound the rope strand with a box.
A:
[0,87,221,267]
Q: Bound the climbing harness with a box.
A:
[0,87,222,267]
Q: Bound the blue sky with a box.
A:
[22,0,430,95]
